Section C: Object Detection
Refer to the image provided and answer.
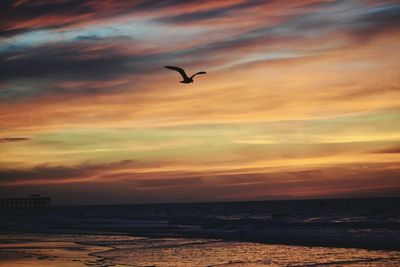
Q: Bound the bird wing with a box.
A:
[165,66,189,80]
[190,71,206,79]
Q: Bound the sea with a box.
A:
[1,197,400,266]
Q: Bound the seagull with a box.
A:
[165,66,206,83]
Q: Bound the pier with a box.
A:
[0,195,50,208]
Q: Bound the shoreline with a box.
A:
[2,228,399,252]
[1,232,400,266]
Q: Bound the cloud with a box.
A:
[330,85,400,100]
[0,40,136,81]
[0,0,250,38]
[0,0,89,37]
[0,160,135,185]
[0,1,143,37]
[1,160,399,204]
[159,0,271,24]
[0,38,174,100]
[0,137,30,143]
[2,0,398,103]
[0,32,284,101]
[375,146,400,154]
[349,4,400,41]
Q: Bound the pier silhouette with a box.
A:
[0,195,50,208]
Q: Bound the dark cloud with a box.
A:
[246,3,400,44]
[0,137,30,143]
[160,0,269,24]
[0,39,177,100]
[133,0,201,11]
[0,160,135,184]
[0,29,274,101]
[0,0,91,37]
[133,177,204,190]
[160,8,231,24]
[375,146,400,154]
[0,0,228,37]
[297,1,339,10]
[349,5,400,41]
[0,42,134,81]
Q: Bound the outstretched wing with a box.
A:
[165,66,189,80]
[190,71,206,79]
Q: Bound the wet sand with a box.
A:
[0,241,113,267]
[1,232,400,266]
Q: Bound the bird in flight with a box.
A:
[165,66,206,83]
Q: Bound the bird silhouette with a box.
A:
[165,66,206,83]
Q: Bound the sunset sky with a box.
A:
[0,0,399,205]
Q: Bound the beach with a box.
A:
[1,232,400,266]
[0,233,136,267]
[0,239,108,267]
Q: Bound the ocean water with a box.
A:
[1,198,399,250]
